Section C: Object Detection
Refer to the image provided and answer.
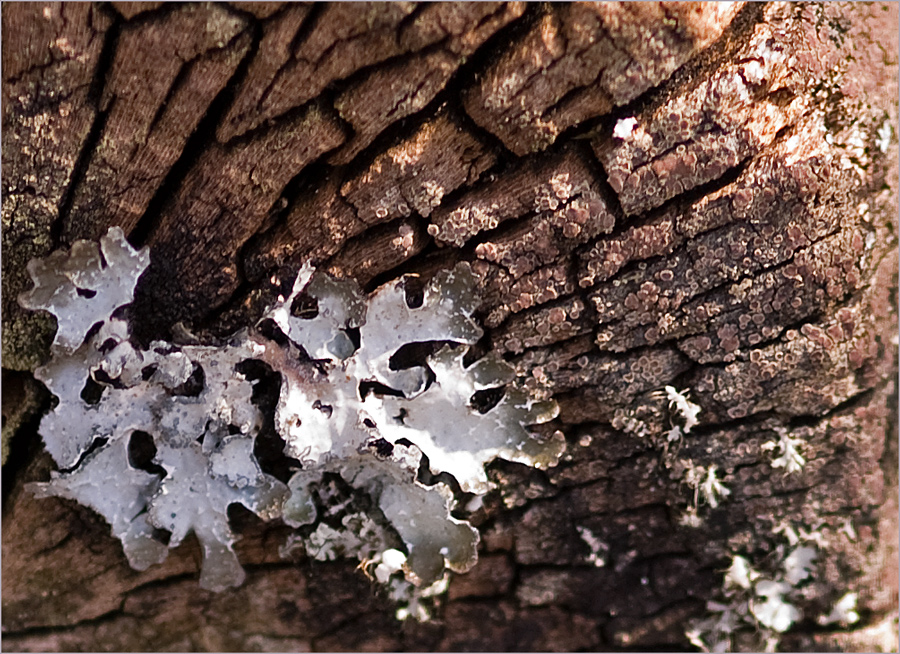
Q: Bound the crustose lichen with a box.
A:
[19,227,565,606]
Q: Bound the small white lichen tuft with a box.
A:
[612,117,638,140]
[680,460,731,526]
[699,465,731,509]
[818,592,860,627]
[876,118,892,154]
[724,555,757,591]
[665,385,701,436]
[21,227,564,601]
[762,427,805,474]
[576,525,608,568]
[751,579,801,634]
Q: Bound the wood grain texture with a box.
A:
[64,3,251,241]
[2,2,113,370]
[135,101,345,336]
[462,2,745,155]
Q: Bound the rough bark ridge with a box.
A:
[2,2,897,651]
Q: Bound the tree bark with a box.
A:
[2,2,897,651]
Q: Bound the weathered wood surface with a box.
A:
[2,2,897,651]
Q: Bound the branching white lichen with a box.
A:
[686,520,859,653]
[679,460,730,527]
[686,545,810,653]
[576,525,608,568]
[818,592,860,627]
[761,427,806,474]
[20,228,564,600]
[876,118,892,154]
[665,385,701,442]
[699,465,731,509]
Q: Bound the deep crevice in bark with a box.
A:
[52,4,121,248]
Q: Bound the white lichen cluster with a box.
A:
[686,522,858,653]
[875,117,892,154]
[20,228,564,602]
[679,461,731,528]
[576,525,608,568]
[761,427,806,474]
[667,386,719,529]
[686,548,813,652]
[665,385,701,442]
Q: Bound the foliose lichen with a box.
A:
[19,227,565,606]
